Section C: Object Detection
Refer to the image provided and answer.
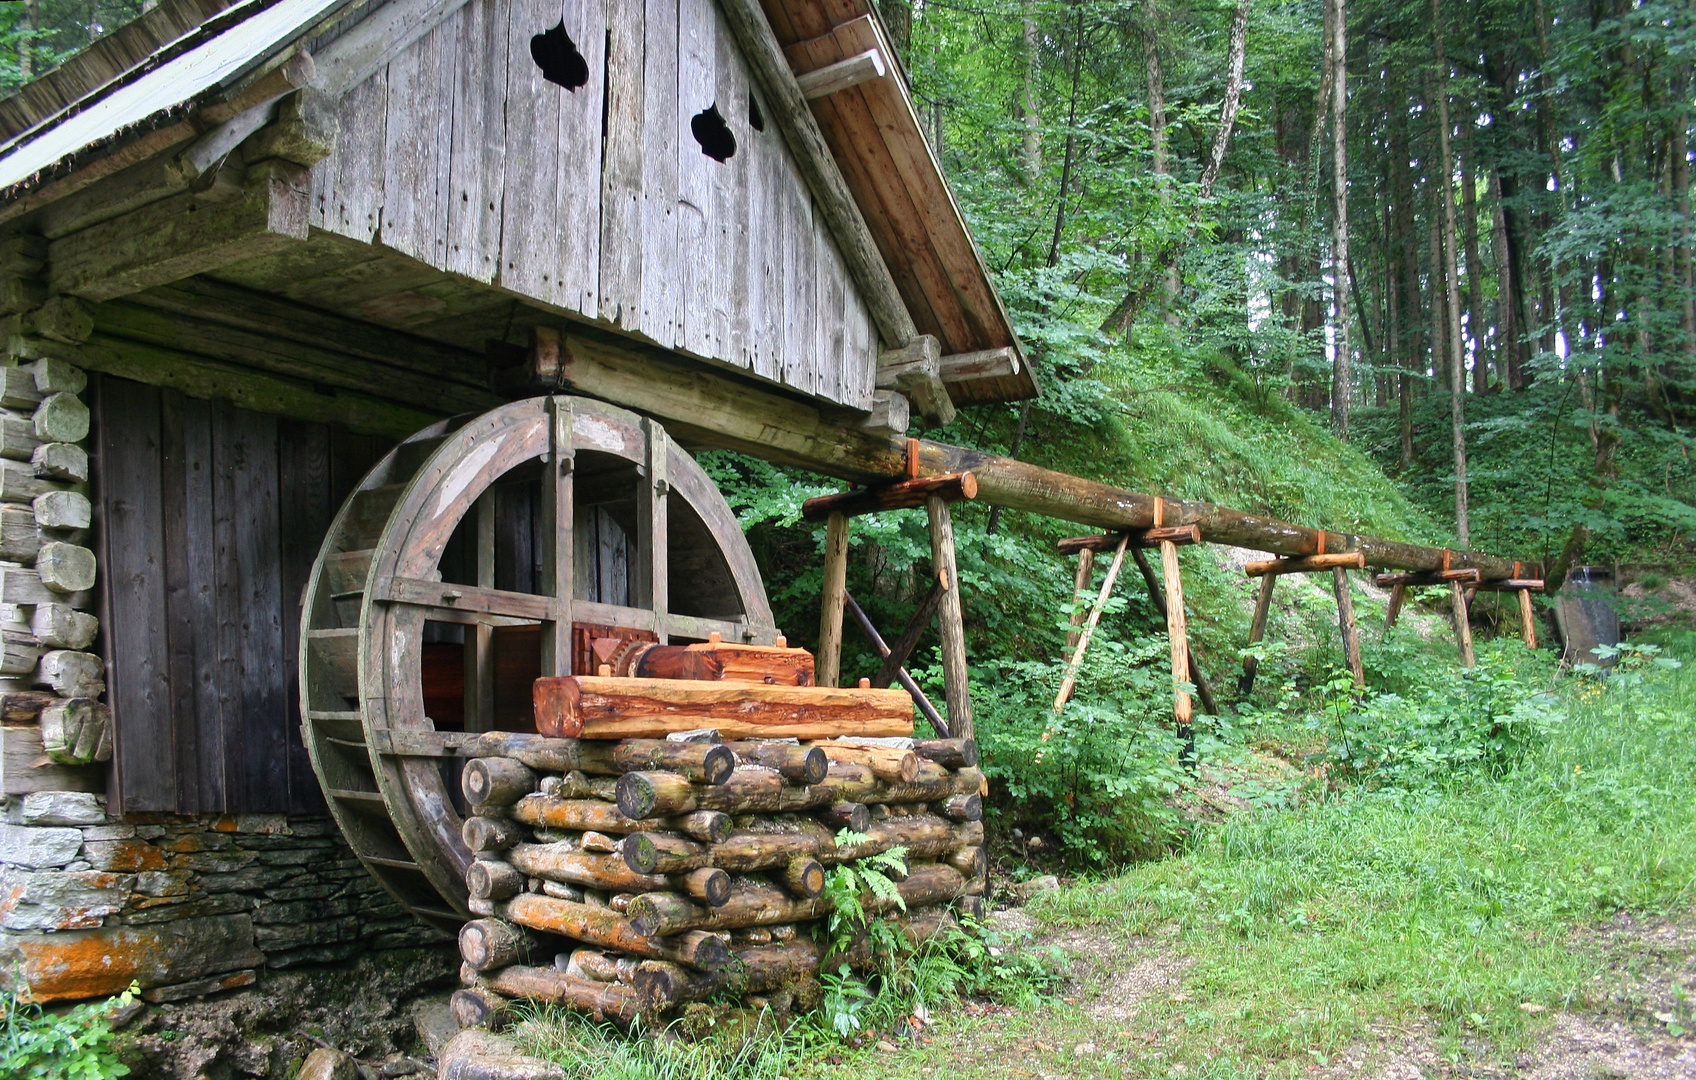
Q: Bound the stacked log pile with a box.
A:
[452,676,988,1028]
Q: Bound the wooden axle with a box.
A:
[1055,524,1200,555]
[801,471,978,520]
[1245,552,1366,577]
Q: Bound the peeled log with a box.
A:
[449,987,510,1031]
[680,866,733,907]
[822,802,871,833]
[628,878,823,937]
[634,939,825,1004]
[621,832,707,875]
[934,793,982,822]
[463,758,538,806]
[595,638,815,685]
[913,738,977,768]
[508,843,669,894]
[474,731,735,783]
[617,763,982,819]
[463,816,526,853]
[499,893,731,970]
[476,964,645,1023]
[946,846,988,879]
[533,676,914,740]
[467,860,525,901]
[870,864,967,914]
[807,742,920,782]
[726,741,828,783]
[782,858,825,898]
[460,918,545,972]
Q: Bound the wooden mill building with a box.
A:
[0,0,1034,1007]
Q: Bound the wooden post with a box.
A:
[1333,567,1364,687]
[1240,575,1275,695]
[1053,533,1130,713]
[540,397,575,676]
[1161,539,1192,731]
[1518,588,1538,649]
[817,511,850,688]
[1384,582,1407,632]
[466,494,497,724]
[927,495,972,739]
[1066,548,1095,650]
[1129,547,1220,717]
[1450,581,1475,667]
[641,417,669,645]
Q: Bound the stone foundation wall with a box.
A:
[0,794,448,1002]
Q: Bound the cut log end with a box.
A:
[449,987,510,1031]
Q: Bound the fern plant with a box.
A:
[818,830,909,958]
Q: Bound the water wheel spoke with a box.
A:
[373,575,558,622]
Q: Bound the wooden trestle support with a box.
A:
[298,397,781,929]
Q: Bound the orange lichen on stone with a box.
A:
[83,839,167,872]
[0,914,262,1002]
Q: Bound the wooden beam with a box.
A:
[795,49,886,100]
[546,329,1525,578]
[714,0,917,349]
[871,581,944,691]
[800,472,976,520]
[1245,552,1366,577]
[843,590,948,737]
[877,336,954,425]
[939,347,1020,383]
[817,512,850,689]
[1053,532,1129,714]
[1333,568,1364,687]
[1240,575,1275,695]
[531,676,915,740]
[48,160,310,301]
[1057,525,1199,554]
[1128,545,1221,717]
[1451,582,1476,667]
[1065,548,1094,650]
[1161,539,1192,730]
[1518,589,1539,650]
[1474,578,1546,592]
[1374,568,1482,588]
[928,495,972,739]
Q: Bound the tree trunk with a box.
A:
[1460,127,1487,392]
[1490,175,1522,388]
[1144,0,1180,321]
[1328,0,1352,439]
[1022,11,1042,183]
[880,0,911,59]
[1432,0,1470,546]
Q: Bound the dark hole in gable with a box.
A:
[531,21,589,90]
[691,105,736,162]
[748,91,765,132]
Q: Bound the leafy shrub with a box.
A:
[1,982,135,1080]
[1307,641,1562,787]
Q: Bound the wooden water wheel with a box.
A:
[299,397,778,930]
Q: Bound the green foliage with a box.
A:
[816,832,910,960]
[1024,640,1696,1066]
[1,982,135,1080]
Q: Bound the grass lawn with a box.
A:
[514,637,1696,1078]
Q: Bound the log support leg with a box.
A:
[1066,548,1095,650]
[1451,581,1476,667]
[1384,582,1407,634]
[1160,539,1194,764]
[1053,533,1130,714]
[1333,567,1364,687]
[927,496,972,739]
[818,511,850,688]
[1518,587,1538,650]
[1130,546,1220,717]
[1240,574,1275,696]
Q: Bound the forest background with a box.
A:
[2,0,1694,868]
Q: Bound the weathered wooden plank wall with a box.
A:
[307,0,877,409]
[93,375,390,814]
